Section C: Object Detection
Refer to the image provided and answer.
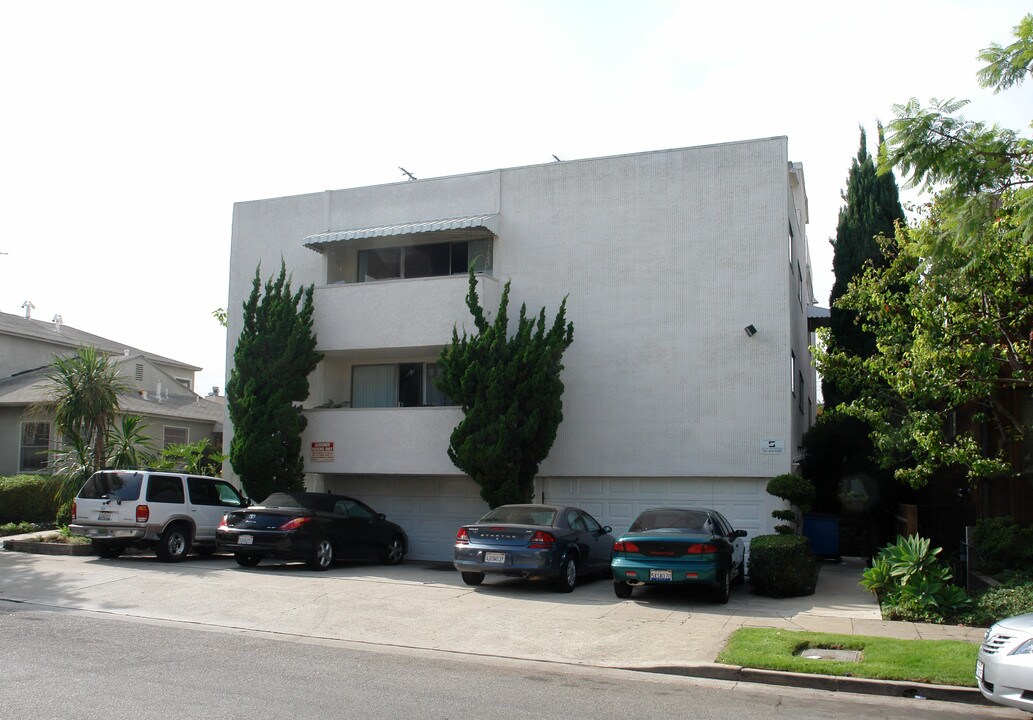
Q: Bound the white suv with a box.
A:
[69,470,249,562]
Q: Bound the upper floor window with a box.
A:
[357,238,492,283]
[20,421,50,472]
[164,426,188,447]
[790,351,797,396]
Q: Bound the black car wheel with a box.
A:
[234,553,261,567]
[383,535,405,565]
[553,555,577,593]
[613,581,634,599]
[91,540,123,559]
[732,560,746,586]
[306,537,335,570]
[713,567,731,604]
[156,524,190,563]
[460,571,484,586]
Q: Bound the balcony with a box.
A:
[312,274,499,353]
[301,406,463,475]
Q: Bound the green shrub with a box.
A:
[749,534,818,597]
[861,534,971,621]
[0,521,52,537]
[766,473,815,535]
[961,582,1033,627]
[0,475,62,524]
[972,516,1033,575]
[55,500,73,527]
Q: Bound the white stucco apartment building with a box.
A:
[226,137,819,561]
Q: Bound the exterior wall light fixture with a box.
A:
[744,324,757,337]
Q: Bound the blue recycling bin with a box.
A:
[803,513,841,558]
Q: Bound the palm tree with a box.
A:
[107,415,156,469]
[41,346,128,470]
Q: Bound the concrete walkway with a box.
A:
[0,544,990,704]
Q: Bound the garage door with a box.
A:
[327,475,489,562]
[541,476,767,539]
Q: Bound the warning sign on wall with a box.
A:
[310,441,334,462]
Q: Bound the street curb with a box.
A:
[623,663,989,706]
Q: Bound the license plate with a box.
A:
[98,512,112,521]
[976,660,984,682]
[650,569,673,581]
[93,528,109,537]
[238,535,253,545]
[484,552,506,564]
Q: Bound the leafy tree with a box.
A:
[227,260,322,502]
[436,269,574,508]
[823,127,905,408]
[817,15,1033,489]
[106,415,156,470]
[155,438,225,476]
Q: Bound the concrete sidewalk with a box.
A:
[0,545,989,703]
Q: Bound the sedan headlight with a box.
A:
[1010,639,1033,656]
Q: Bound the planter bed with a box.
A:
[2,534,94,556]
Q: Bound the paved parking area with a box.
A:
[0,550,985,669]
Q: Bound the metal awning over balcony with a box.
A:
[304,214,499,253]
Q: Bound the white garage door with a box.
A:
[541,476,767,539]
[327,475,489,562]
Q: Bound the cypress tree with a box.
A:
[436,270,574,508]
[824,127,905,408]
[227,261,322,502]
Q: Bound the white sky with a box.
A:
[2,0,1031,396]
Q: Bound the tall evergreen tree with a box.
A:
[823,127,906,408]
[436,270,574,508]
[227,261,322,502]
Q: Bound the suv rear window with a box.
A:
[77,472,144,501]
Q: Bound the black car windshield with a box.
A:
[479,506,557,526]
[630,509,711,533]
[77,472,143,501]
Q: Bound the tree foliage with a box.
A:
[227,260,322,502]
[435,270,574,508]
[824,127,905,407]
[817,15,1033,489]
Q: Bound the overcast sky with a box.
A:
[2,1,1030,396]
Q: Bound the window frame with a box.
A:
[19,421,51,472]
[163,425,189,448]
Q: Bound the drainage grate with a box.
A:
[797,647,862,662]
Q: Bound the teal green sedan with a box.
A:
[611,507,747,603]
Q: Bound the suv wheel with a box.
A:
[156,524,191,563]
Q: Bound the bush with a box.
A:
[861,534,970,622]
[972,516,1033,575]
[766,473,815,535]
[0,521,52,537]
[748,534,818,597]
[961,582,1033,627]
[0,475,62,524]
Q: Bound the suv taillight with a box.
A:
[136,505,149,523]
[528,531,556,549]
[455,527,470,545]
[71,501,77,520]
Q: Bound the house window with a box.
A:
[174,377,192,390]
[357,238,492,282]
[798,372,805,413]
[790,352,797,395]
[788,222,794,264]
[351,363,454,408]
[19,421,50,471]
[797,261,804,308]
[163,426,188,447]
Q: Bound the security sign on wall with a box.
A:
[760,438,784,454]
[310,441,334,462]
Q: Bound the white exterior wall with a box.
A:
[225,138,819,559]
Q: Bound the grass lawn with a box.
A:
[716,627,979,687]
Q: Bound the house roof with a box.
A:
[0,367,225,425]
[0,310,199,371]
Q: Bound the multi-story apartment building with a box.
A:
[226,137,820,561]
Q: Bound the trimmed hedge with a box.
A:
[0,475,62,524]
[749,533,818,597]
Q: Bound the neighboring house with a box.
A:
[226,138,821,561]
[0,311,224,476]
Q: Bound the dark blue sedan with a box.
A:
[453,504,614,592]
